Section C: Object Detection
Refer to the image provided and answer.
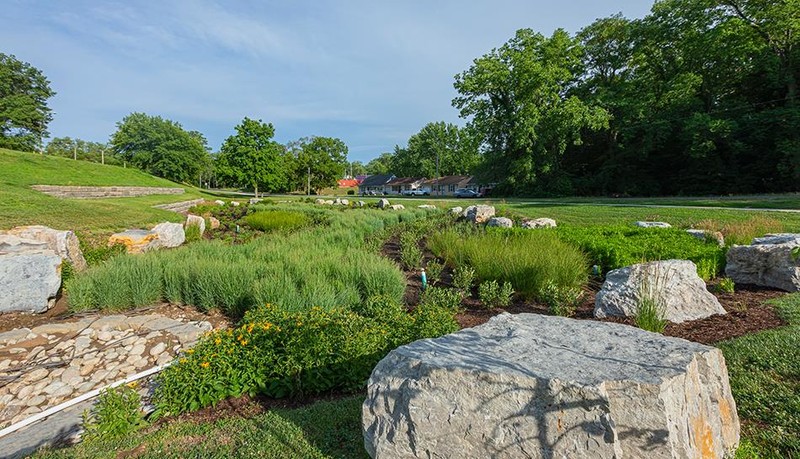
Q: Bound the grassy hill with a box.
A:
[0,148,204,234]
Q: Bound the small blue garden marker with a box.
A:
[592,265,601,276]
[421,268,427,291]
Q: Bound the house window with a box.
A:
[449,185,456,192]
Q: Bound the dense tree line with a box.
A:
[454,0,800,195]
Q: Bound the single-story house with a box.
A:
[358,174,395,195]
[383,177,425,194]
[419,176,472,196]
[337,178,360,188]
[465,176,494,195]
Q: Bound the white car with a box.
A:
[402,189,430,196]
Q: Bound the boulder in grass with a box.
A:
[364,313,740,459]
[341,199,350,206]
[449,206,463,215]
[521,217,556,229]
[389,204,405,210]
[0,236,62,313]
[635,221,672,228]
[725,233,800,292]
[231,201,240,207]
[185,214,206,236]
[486,217,513,228]
[463,205,495,224]
[315,198,326,205]
[214,200,225,206]
[378,198,390,209]
[249,198,262,205]
[418,205,437,210]
[357,201,366,207]
[209,217,221,230]
[2,225,87,271]
[151,222,185,248]
[687,229,725,247]
[108,229,161,254]
[595,259,725,323]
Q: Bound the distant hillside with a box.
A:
[0,148,182,188]
[0,148,201,234]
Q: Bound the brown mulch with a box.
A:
[0,296,232,334]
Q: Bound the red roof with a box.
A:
[338,179,359,188]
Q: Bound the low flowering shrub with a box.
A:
[154,301,458,416]
[478,280,514,310]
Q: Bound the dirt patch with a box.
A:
[0,297,232,334]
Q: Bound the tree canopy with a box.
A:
[46,137,119,165]
[216,117,288,196]
[389,122,479,178]
[288,136,348,193]
[109,113,211,183]
[0,54,55,151]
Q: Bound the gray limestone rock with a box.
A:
[449,206,463,215]
[522,217,557,229]
[378,198,390,209]
[725,233,800,292]
[185,214,206,236]
[463,205,495,224]
[363,313,740,459]
[151,222,185,248]
[2,226,87,271]
[595,259,725,323]
[486,217,513,228]
[389,204,405,210]
[687,229,725,247]
[0,238,62,314]
[634,221,672,228]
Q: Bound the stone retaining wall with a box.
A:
[31,185,184,199]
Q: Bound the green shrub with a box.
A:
[184,223,202,243]
[346,190,355,195]
[82,384,147,442]
[419,286,463,313]
[243,210,311,232]
[717,277,735,294]
[154,301,457,416]
[540,280,583,317]
[429,228,587,301]
[425,260,443,286]
[556,225,725,280]
[399,231,422,270]
[452,265,475,296]
[478,280,514,310]
[81,242,126,266]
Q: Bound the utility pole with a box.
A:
[101,147,105,165]
[435,150,440,196]
[73,143,77,161]
[307,166,311,195]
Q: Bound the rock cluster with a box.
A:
[363,313,740,459]
[726,233,800,292]
[0,313,212,429]
[595,259,725,323]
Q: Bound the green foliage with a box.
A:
[634,295,667,333]
[429,227,588,301]
[719,294,800,457]
[477,280,514,310]
[110,112,211,183]
[0,53,55,151]
[792,246,800,261]
[425,260,443,286]
[288,136,349,193]
[183,223,202,243]
[243,210,311,232]
[399,231,422,270]
[451,265,475,296]
[81,242,127,267]
[45,137,118,165]
[540,280,583,317]
[82,385,147,442]
[216,117,288,196]
[717,277,735,294]
[154,300,457,416]
[556,225,725,280]
[365,152,393,175]
[419,286,463,313]
[67,206,427,315]
[389,122,480,178]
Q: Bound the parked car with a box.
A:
[454,188,480,198]
[401,189,430,196]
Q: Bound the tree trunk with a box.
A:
[254,184,258,198]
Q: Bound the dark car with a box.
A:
[454,188,480,198]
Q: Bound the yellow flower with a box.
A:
[215,337,222,345]
[179,358,188,364]
[200,361,210,368]
[126,381,138,389]
[240,339,248,346]
[186,349,195,354]
[247,323,254,333]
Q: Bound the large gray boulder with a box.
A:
[725,233,800,292]
[2,225,87,272]
[463,205,495,224]
[687,229,725,247]
[0,236,62,313]
[486,217,513,228]
[449,206,463,215]
[363,313,740,459]
[151,222,185,248]
[378,198,390,209]
[108,229,161,254]
[635,221,672,228]
[522,217,556,229]
[595,259,725,323]
[185,214,206,236]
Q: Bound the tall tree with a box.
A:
[46,137,118,165]
[217,117,288,196]
[365,152,394,175]
[453,29,609,194]
[349,160,367,177]
[0,54,55,151]
[288,136,348,193]
[390,122,480,178]
[110,112,211,183]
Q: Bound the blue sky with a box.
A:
[2,1,652,162]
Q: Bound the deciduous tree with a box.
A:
[0,54,55,151]
[217,117,288,196]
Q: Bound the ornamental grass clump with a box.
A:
[243,210,311,232]
[154,300,459,416]
[429,228,587,301]
[633,267,671,333]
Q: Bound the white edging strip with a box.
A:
[0,361,173,439]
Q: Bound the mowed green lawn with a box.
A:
[0,148,206,234]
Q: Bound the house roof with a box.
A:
[420,175,472,186]
[386,177,423,186]
[337,179,359,188]
[359,174,395,187]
